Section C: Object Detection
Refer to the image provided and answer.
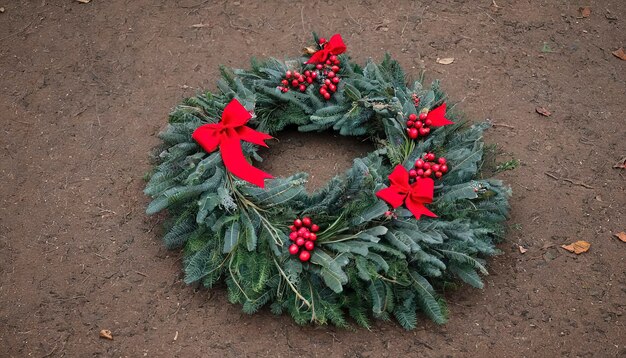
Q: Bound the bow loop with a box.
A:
[306,34,347,64]
[192,99,273,188]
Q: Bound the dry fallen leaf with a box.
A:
[0,7,5,13]
[436,57,455,65]
[613,156,626,169]
[561,240,590,254]
[614,232,626,243]
[191,23,210,28]
[99,329,113,340]
[579,6,591,18]
[535,107,552,117]
[518,245,528,254]
[77,0,91,3]
[302,46,317,55]
[612,48,626,61]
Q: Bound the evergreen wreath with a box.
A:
[145,33,511,329]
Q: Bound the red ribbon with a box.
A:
[192,99,273,188]
[306,34,347,64]
[376,165,437,219]
[426,103,455,127]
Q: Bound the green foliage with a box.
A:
[145,34,511,330]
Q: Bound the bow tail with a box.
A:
[405,199,438,220]
[220,136,273,188]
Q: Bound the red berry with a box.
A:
[333,59,340,65]
[409,169,417,178]
[306,77,313,84]
[425,119,432,127]
[294,219,302,227]
[318,37,327,45]
[324,79,332,86]
[432,164,440,172]
[331,77,340,84]
[415,121,423,128]
[385,210,392,216]
[311,72,318,79]
[438,157,447,164]
[299,250,311,262]
[419,113,427,120]
[286,70,292,78]
[298,227,308,235]
[423,169,432,177]
[304,241,315,251]
[325,60,332,65]
[289,244,299,255]
[294,71,301,77]
[415,159,424,168]
[316,64,323,70]
[426,153,436,161]
[291,79,299,87]
[304,70,311,77]
[435,171,443,178]
[440,164,448,173]
[302,217,312,227]
[310,224,320,232]
[320,87,327,95]
[406,120,415,128]
[419,127,429,136]
[416,169,424,176]
[289,225,296,232]
[299,84,306,92]
[281,79,288,86]
[329,84,337,92]
[408,113,417,121]
[323,92,331,100]
[309,233,317,241]
[331,65,340,72]
[296,238,305,246]
[327,71,335,78]
[423,127,431,135]
[329,55,338,62]
[408,128,418,139]
[423,162,431,170]
[289,232,298,241]
[281,87,288,93]
[298,76,305,83]
[302,231,310,239]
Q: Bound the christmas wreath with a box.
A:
[145,34,511,329]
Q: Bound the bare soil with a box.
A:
[1,1,625,357]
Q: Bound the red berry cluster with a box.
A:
[411,93,420,108]
[277,69,316,93]
[405,111,433,140]
[288,217,320,262]
[409,153,449,181]
[276,38,342,101]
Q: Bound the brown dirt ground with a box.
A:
[1,1,625,357]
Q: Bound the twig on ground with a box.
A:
[545,172,594,189]
[491,123,515,129]
[223,11,260,34]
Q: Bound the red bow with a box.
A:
[192,99,273,188]
[376,165,437,219]
[426,103,454,127]
[306,34,347,64]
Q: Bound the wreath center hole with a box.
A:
[257,129,374,191]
